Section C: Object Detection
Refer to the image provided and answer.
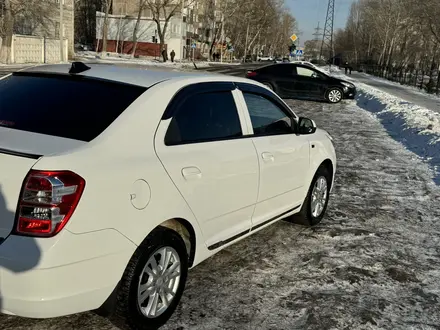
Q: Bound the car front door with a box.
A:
[293,66,327,99]
[235,83,312,228]
[154,83,259,249]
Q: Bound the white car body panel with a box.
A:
[154,122,259,247]
[0,64,337,319]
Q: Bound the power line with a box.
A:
[319,0,335,63]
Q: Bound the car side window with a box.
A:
[165,91,242,145]
[296,66,320,79]
[243,93,293,136]
[263,64,293,76]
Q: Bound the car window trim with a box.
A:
[241,92,297,138]
[161,82,236,120]
[164,83,245,146]
[234,82,299,137]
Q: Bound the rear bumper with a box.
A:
[0,229,136,318]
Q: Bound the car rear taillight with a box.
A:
[246,71,257,77]
[14,170,85,237]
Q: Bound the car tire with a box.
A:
[326,88,343,103]
[289,166,331,226]
[112,227,188,330]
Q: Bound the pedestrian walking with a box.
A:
[170,50,176,62]
[345,61,349,74]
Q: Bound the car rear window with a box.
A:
[0,74,146,142]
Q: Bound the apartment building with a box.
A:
[98,0,201,59]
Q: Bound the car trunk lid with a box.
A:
[0,130,86,240]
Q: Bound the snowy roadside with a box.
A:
[334,72,440,184]
[355,72,440,102]
[74,51,240,69]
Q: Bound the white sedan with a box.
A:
[0,63,336,329]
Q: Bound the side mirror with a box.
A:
[298,117,317,134]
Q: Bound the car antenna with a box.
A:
[69,62,91,74]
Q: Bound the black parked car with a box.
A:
[245,63,356,103]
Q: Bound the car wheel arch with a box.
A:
[306,158,335,192]
[159,218,197,267]
[325,86,343,96]
[320,159,334,189]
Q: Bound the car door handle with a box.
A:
[261,152,275,162]
[182,167,202,180]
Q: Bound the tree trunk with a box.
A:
[156,20,169,62]
[0,0,13,64]
[101,1,111,53]
[131,1,144,57]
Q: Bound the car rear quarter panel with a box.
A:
[33,83,208,264]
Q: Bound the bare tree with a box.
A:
[100,0,111,52]
[335,0,440,94]
[143,0,190,61]
[0,0,54,63]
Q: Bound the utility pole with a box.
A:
[313,22,323,41]
[319,0,335,65]
[313,22,323,59]
[59,0,64,62]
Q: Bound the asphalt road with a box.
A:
[1,64,440,329]
[350,72,440,113]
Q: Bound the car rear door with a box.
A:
[293,65,326,99]
[154,82,259,249]
[267,64,297,98]
[235,83,311,228]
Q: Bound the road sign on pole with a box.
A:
[191,43,196,49]
[295,49,304,56]
[290,34,298,43]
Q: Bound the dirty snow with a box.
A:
[354,82,440,141]
[2,97,440,330]
[328,70,440,184]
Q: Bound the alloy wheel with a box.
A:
[137,246,181,318]
[310,176,328,218]
[328,89,342,103]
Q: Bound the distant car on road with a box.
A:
[273,57,290,63]
[0,63,336,329]
[258,55,273,61]
[246,63,357,103]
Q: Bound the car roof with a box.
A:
[21,63,248,88]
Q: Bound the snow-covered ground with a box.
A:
[328,71,440,185]
[75,51,239,69]
[356,72,440,102]
[2,95,440,329]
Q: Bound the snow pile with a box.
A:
[336,75,440,181]
[355,81,440,144]
[360,73,440,102]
